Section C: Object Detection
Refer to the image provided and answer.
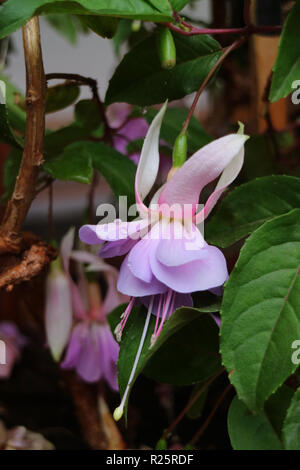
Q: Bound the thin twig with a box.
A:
[243,0,252,26]
[181,37,247,135]
[0,17,46,254]
[189,384,232,446]
[164,21,282,37]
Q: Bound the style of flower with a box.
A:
[45,228,127,389]
[79,102,248,417]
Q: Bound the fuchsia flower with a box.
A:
[79,103,248,417]
[46,228,127,389]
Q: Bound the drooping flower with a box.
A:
[58,228,127,389]
[0,322,26,379]
[79,103,248,417]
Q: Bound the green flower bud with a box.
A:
[172,132,187,168]
[157,28,176,70]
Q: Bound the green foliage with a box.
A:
[270,1,300,102]
[44,141,94,184]
[221,209,300,412]
[45,84,80,113]
[78,15,118,38]
[205,176,300,248]
[0,74,26,134]
[105,33,222,105]
[44,140,136,204]
[1,147,22,201]
[0,0,174,40]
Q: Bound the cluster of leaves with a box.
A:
[0,0,299,451]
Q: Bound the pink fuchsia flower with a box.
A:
[59,228,127,389]
[0,322,26,379]
[79,103,248,418]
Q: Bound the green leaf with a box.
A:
[0,74,26,134]
[110,305,221,419]
[112,19,133,55]
[0,80,23,148]
[74,99,101,130]
[88,141,137,206]
[105,33,222,105]
[146,107,211,153]
[228,396,284,450]
[44,125,92,157]
[45,14,82,43]
[78,15,118,38]
[45,84,80,114]
[205,176,300,248]
[170,0,190,11]
[0,0,173,40]
[221,209,300,412]
[270,1,300,102]
[283,388,300,450]
[1,147,22,201]
[43,141,93,183]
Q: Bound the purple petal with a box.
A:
[75,324,104,383]
[61,322,88,368]
[79,219,149,245]
[150,245,228,293]
[155,221,206,267]
[117,254,167,297]
[99,237,138,259]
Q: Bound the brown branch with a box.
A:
[0,17,46,254]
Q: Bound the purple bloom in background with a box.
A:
[79,103,248,418]
[46,228,127,389]
[0,322,26,379]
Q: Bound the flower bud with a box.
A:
[157,28,176,70]
[172,132,187,168]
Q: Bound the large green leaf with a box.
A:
[221,209,300,412]
[45,14,84,43]
[269,1,300,102]
[0,0,173,39]
[205,176,300,248]
[0,80,23,148]
[228,396,284,450]
[283,388,300,450]
[105,33,222,105]
[146,107,211,153]
[43,141,93,183]
[109,305,222,419]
